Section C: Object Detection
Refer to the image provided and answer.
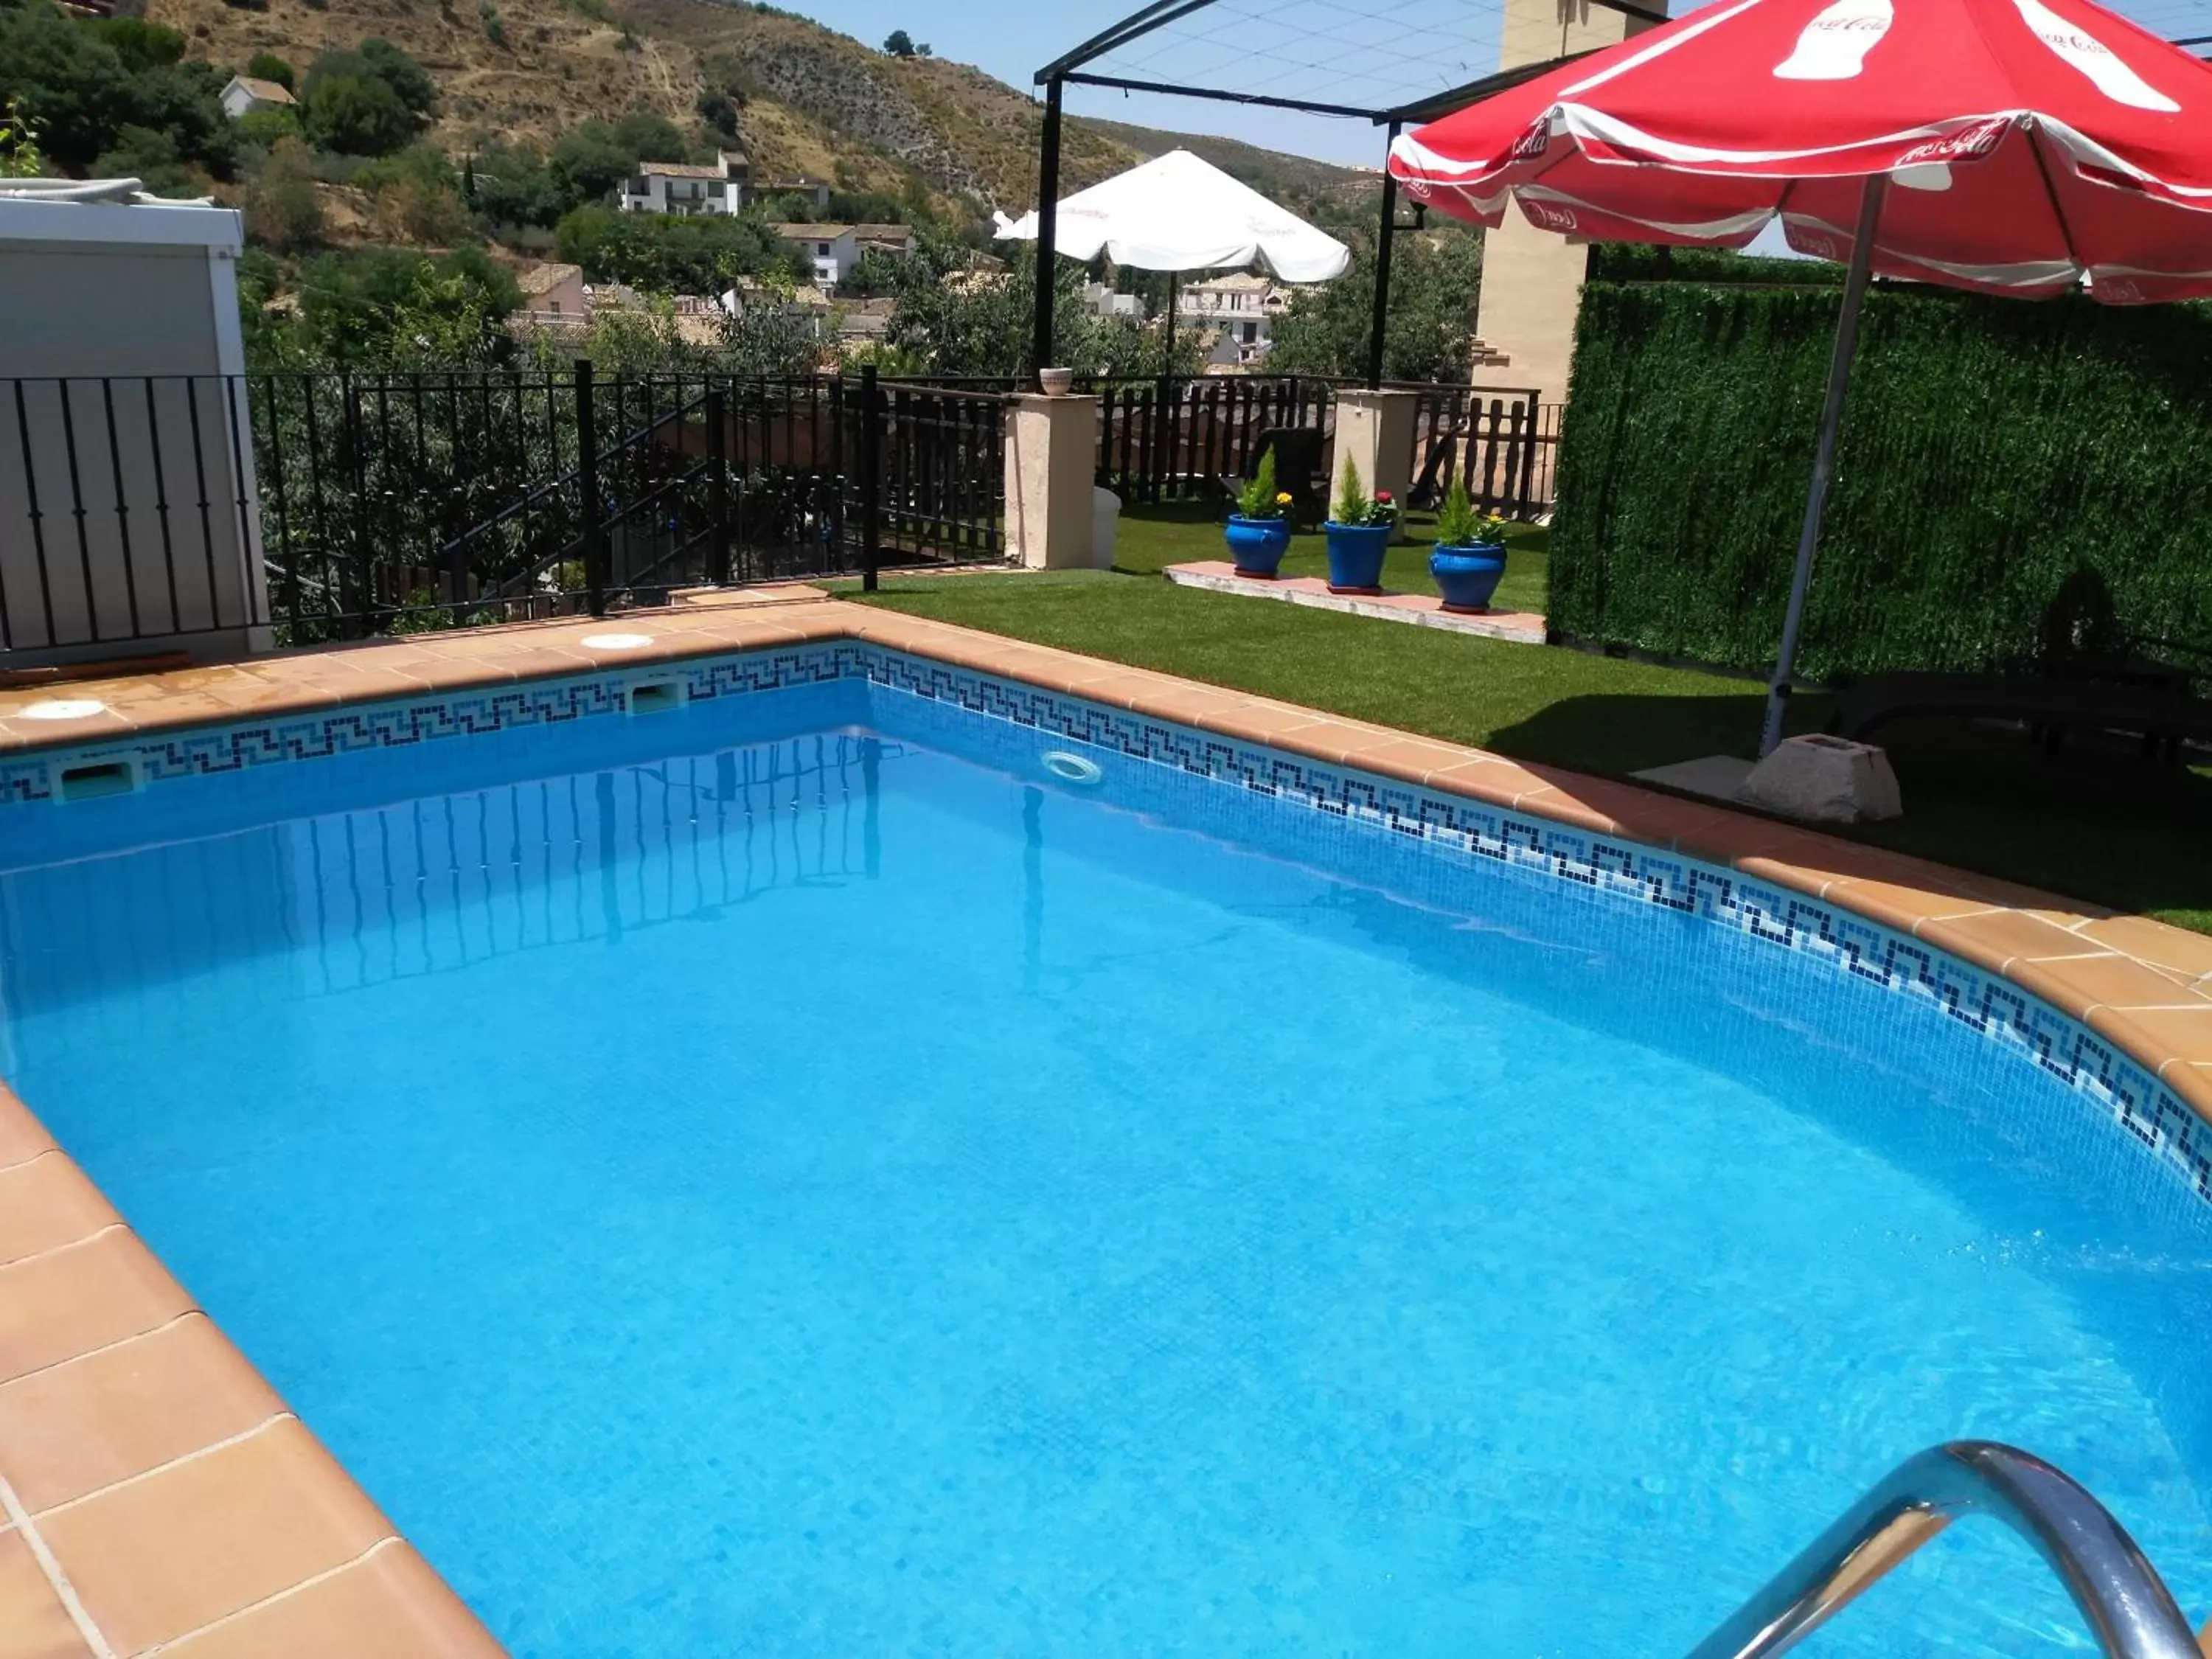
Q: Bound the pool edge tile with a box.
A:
[156,1541,503,1659]
[0,1525,93,1659]
[37,1418,395,1657]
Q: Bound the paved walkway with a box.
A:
[1163,560,1547,643]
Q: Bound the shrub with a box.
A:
[244,49,294,90]
[302,72,415,156]
[243,135,324,251]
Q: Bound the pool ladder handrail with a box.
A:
[1687,1441,2204,1659]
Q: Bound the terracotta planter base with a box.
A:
[1439,601,1491,615]
[1327,583,1385,597]
[1231,567,1283,580]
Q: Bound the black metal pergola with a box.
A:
[1023,0,1663,386]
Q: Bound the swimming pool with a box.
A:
[3,641,2209,1657]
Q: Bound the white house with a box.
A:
[1183,272,1289,364]
[219,75,296,120]
[775,223,860,289]
[515,261,586,326]
[617,153,747,218]
[1082,281,1144,321]
[852,223,917,259]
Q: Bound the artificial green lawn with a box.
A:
[847,506,2212,934]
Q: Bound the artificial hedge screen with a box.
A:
[1548,270,2212,684]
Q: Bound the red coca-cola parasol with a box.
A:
[1388,0,2212,753]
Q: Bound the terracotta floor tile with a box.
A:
[0,1528,90,1659]
[41,1419,393,1657]
[1121,684,1246,727]
[1509,785,1619,835]
[1523,776,1739,849]
[2019,952,2212,1015]
[161,1543,500,1659]
[0,709,136,752]
[1337,736,1481,787]
[0,1095,55,1176]
[1823,877,2000,937]
[0,1314,284,1514]
[0,1158,117,1268]
[1265,720,1381,767]
[2087,1004,2212,1072]
[1422,757,1531,808]
[1194,701,1332,743]
[2075,914,2212,980]
[0,1233,192,1387]
[1060,669,1167,711]
[1914,908,2107,973]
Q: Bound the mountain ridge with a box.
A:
[146,0,1374,224]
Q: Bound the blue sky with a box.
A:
[793,0,1407,167]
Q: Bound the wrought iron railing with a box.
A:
[0,369,1010,662]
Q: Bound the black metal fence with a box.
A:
[0,366,1551,667]
[0,369,1008,662]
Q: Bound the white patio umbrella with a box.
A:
[995,149,1351,362]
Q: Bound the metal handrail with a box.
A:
[1688,1442,2203,1659]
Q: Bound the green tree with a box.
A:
[302,39,434,150]
[86,17,185,72]
[611,108,686,163]
[93,122,195,195]
[548,119,636,208]
[0,4,233,174]
[302,72,416,156]
[283,245,519,367]
[468,136,563,228]
[0,97,45,178]
[233,104,299,151]
[881,28,916,55]
[244,49,294,91]
[243,133,324,251]
[841,246,904,299]
[882,245,1178,378]
[554,204,803,291]
[1268,229,1484,382]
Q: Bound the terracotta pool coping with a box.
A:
[5,588,2212,1653]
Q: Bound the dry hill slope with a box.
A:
[147,0,1366,218]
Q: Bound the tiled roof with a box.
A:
[227,75,296,105]
[515,262,581,296]
[774,223,852,240]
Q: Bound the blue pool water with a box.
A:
[4,672,2211,1657]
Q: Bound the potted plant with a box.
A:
[1224,449,1295,577]
[1324,457,1397,594]
[1428,479,1510,613]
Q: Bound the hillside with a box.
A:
[144,0,1372,221]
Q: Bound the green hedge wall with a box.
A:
[1549,280,2212,683]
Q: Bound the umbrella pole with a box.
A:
[1164,270,1178,369]
[1758,173,1888,759]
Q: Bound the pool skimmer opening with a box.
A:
[1043,751,1104,787]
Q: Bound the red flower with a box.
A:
[1375,490,1394,503]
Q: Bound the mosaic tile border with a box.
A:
[6,639,2208,1207]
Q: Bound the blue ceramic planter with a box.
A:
[1225,514,1292,577]
[1324,522,1392,594]
[1430,544,1507,613]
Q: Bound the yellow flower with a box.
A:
[1275,492,1293,505]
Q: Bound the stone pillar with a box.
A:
[1472,0,1669,406]
[1003,393,1097,570]
[1329,390,1419,543]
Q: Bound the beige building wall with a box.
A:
[1472,0,1668,406]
